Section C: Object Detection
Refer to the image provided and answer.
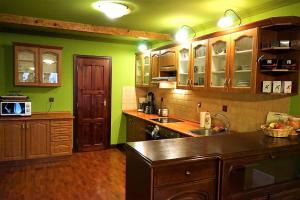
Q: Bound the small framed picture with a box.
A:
[262,81,272,93]
[273,81,283,93]
[283,81,292,94]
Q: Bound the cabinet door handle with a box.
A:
[26,124,29,129]
[185,170,191,175]
[228,78,231,86]
[22,124,25,129]
[224,79,228,87]
[269,154,276,159]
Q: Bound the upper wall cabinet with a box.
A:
[208,35,230,92]
[177,43,191,89]
[191,40,209,89]
[208,28,258,93]
[228,28,258,93]
[14,43,62,87]
[135,52,151,87]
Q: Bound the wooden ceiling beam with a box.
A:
[0,13,172,40]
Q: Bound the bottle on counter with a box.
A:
[204,112,211,129]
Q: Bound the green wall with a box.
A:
[0,32,136,144]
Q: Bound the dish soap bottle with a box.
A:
[204,112,211,129]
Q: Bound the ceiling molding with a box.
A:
[0,13,172,40]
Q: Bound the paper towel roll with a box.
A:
[200,112,206,128]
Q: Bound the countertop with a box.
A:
[123,110,201,137]
[126,132,300,165]
[0,112,74,121]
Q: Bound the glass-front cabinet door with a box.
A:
[191,40,208,88]
[40,48,61,86]
[15,46,39,85]
[177,44,191,88]
[222,150,300,199]
[135,54,143,86]
[229,28,257,92]
[14,43,62,87]
[208,35,230,91]
[143,53,150,86]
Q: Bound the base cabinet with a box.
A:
[154,179,216,200]
[0,113,73,162]
[26,120,50,159]
[126,115,147,142]
[0,121,25,161]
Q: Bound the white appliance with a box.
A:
[0,101,31,116]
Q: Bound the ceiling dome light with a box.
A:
[93,1,131,19]
[217,9,241,28]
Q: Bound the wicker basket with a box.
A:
[261,125,294,137]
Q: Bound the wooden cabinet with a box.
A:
[0,121,25,161]
[177,43,192,89]
[228,28,258,93]
[256,25,300,96]
[135,52,151,87]
[208,28,258,93]
[14,43,62,87]
[191,40,209,89]
[208,35,230,92]
[154,179,216,200]
[126,115,147,142]
[221,149,300,200]
[26,120,50,159]
[150,50,160,85]
[0,113,73,162]
[126,146,218,200]
[159,48,176,69]
[50,119,73,156]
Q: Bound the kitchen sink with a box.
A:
[150,117,184,123]
[189,128,228,136]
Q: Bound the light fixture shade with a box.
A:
[217,16,234,28]
[175,25,196,44]
[93,1,131,19]
[217,9,241,28]
[138,43,148,52]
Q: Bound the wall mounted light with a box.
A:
[217,9,241,28]
[175,25,196,44]
[138,43,148,53]
[92,1,131,19]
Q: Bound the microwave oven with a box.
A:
[0,102,31,116]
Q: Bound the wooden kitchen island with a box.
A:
[125,132,300,200]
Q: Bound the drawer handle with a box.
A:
[185,170,191,175]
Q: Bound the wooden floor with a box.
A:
[0,149,125,200]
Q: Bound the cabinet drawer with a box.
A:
[154,179,216,200]
[51,134,72,142]
[154,160,217,187]
[51,120,72,127]
[51,141,72,156]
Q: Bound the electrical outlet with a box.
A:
[222,105,228,112]
[49,97,54,103]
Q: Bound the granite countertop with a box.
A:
[123,110,202,137]
[126,132,300,165]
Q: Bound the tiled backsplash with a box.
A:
[146,88,290,132]
[122,86,147,110]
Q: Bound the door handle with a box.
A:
[103,100,107,107]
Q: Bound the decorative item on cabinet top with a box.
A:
[14,42,63,87]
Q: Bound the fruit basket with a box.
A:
[261,124,294,138]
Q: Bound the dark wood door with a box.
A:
[74,55,111,152]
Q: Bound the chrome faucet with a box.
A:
[211,113,231,133]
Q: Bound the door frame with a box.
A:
[73,54,112,152]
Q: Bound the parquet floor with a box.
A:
[0,149,125,200]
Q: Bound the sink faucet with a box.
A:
[211,113,230,133]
